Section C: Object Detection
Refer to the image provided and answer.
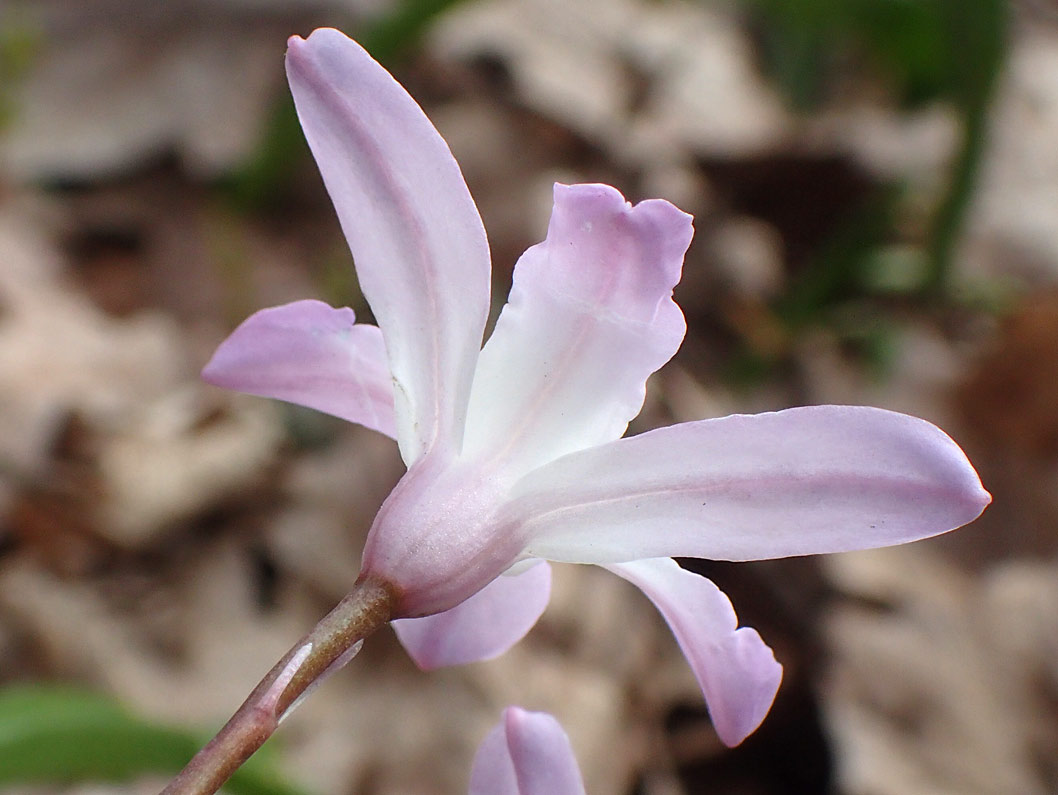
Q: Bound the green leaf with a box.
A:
[0,686,312,795]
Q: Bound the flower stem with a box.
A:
[161,577,396,795]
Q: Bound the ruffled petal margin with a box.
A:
[463,183,691,479]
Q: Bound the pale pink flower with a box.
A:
[469,707,585,795]
[203,28,989,746]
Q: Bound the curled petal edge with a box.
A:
[464,182,692,478]
[607,558,782,746]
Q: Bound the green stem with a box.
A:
[160,579,396,795]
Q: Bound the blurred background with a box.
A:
[0,0,1056,792]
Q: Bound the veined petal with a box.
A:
[202,300,396,439]
[469,707,586,795]
[463,183,692,478]
[606,558,781,746]
[503,406,991,563]
[392,561,551,669]
[286,29,490,463]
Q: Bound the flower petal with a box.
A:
[469,707,586,795]
[606,558,781,746]
[463,183,692,478]
[392,561,551,669]
[201,299,396,439]
[503,406,990,563]
[286,29,490,463]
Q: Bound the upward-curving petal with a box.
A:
[463,183,692,479]
[201,300,396,439]
[469,707,586,795]
[502,406,991,563]
[286,29,491,464]
[606,558,781,746]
